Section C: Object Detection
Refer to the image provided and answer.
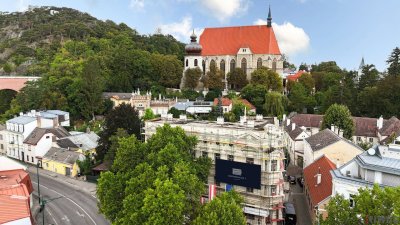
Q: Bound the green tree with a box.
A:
[250,67,283,92]
[297,72,315,94]
[264,91,286,117]
[227,68,248,90]
[288,82,315,113]
[184,67,202,90]
[142,108,156,121]
[240,84,268,114]
[96,103,141,161]
[387,47,400,76]
[112,135,144,173]
[168,107,181,118]
[141,179,186,225]
[78,57,106,120]
[321,104,354,139]
[0,89,17,114]
[204,63,224,90]
[3,63,13,73]
[321,195,358,225]
[359,64,379,90]
[204,89,222,101]
[193,191,246,225]
[103,128,129,165]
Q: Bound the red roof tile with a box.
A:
[0,195,31,224]
[0,169,33,195]
[303,156,336,206]
[213,98,232,107]
[240,99,256,110]
[200,25,281,56]
[286,70,306,81]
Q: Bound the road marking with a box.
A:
[46,207,60,225]
[32,181,97,225]
[77,211,85,217]
[91,194,97,199]
[61,215,70,223]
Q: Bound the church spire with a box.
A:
[267,5,272,27]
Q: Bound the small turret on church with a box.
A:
[356,57,365,83]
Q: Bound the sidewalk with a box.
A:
[26,165,98,197]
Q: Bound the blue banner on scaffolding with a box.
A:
[215,159,261,189]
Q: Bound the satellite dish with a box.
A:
[367,148,376,155]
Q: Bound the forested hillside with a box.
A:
[0,6,186,121]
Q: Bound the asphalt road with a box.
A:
[289,178,312,225]
[29,171,110,225]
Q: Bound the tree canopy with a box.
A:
[321,104,354,139]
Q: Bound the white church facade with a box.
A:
[181,7,283,90]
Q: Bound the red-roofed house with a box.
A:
[213,98,232,113]
[0,169,34,225]
[286,70,306,82]
[181,7,283,89]
[303,155,336,222]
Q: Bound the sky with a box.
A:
[0,0,399,71]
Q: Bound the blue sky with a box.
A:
[1,0,399,71]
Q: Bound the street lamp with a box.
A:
[36,161,41,204]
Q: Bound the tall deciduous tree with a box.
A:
[263,91,286,117]
[321,195,358,225]
[359,64,379,90]
[321,104,354,139]
[227,68,248,90]
[250,67,283,92]
[96,103,141,161]
[241,84,268,114]
[184,67,202,90]
[193,191,246,225]
[204,64,224,90]
[298,72,315,94]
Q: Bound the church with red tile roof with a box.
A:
[181,7,283,89]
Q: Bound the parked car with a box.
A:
[283,202,297,225]
[297,177,304,187]
[289,176,296,184]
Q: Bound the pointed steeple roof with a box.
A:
[267,5,272,27]
[359,57,365,69]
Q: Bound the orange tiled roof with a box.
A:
[286,70,306,81]
[0,169,33,195]
[0,195,31,224]
[303,155,336,206]
[240,99,256,110]
[200,25,281,56]
[213,98,232,107]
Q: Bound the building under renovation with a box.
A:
[144,115,286,225]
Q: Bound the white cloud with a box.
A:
[254,19,310,56]
[200,0,249,22]
[129,0,145,11]
[159,16,203,42]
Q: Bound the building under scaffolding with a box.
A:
[144,115,286,225]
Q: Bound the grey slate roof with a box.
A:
[7,116,37,125]
[284,125,305,140]
[56,138,78,149]
[44,147,84,165]
[60,132,99,151]
[23,127,70,145]
[305,128,341,151]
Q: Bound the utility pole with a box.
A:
[36,162,41,204]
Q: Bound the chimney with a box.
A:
[240,116,247,125]
[338,130,343,138]
[283,114,286,122]
[377,115,383,130]
[86,127,91,133]
[292,123,296,131]
[217,117,224,125]
[315,167,321,185]
[286,118,291,126]
[256,114,263,121]
[19,112,23,116]
[331,124,335,132]
[167,113,173,120]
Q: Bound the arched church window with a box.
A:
[272,59,277,72]
[186,59,188,67]
[210,59,216,69]
[194,59,198,67]
[230,59,236,72]
[241,58,247,75]
[220,60,225,74]
[257,58,262,69]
